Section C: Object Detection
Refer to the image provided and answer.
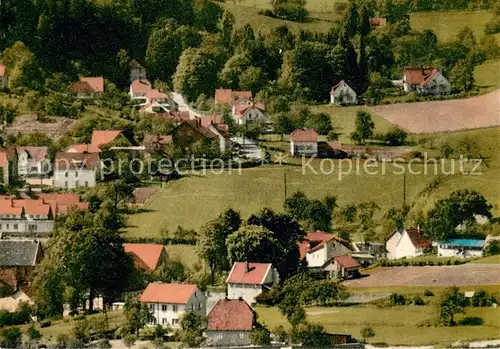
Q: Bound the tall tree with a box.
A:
[438,287,467,326]
[345,1,359,39]
[226,225,280,265]
[351,111,375,144]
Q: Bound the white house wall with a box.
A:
[227,283,263,306]
[54,169,96,188]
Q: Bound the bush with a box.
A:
[273,325,288,342]
[471,290,495,307]
[413,296,426,306]
[485,16,500,34]
[484,241,500,256]
[424,289,435,297]
[389,293,408,306]
[40,320,52,328]
[273,3,309,22]
[250,328,271,345]
[459,316,484,326]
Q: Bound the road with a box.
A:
[170,92,202,119]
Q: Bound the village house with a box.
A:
[437,238,486,258]
[290,129,319,157]
[129,79,152,102]
[54,152,99,188]
[226,262,279,306]
[232,101,267,125]
[16,147,50,178]
[351,241,386,265]
[402,67,451,95]
[215,89,252,106]
[331,255,360,280]
[36,193,89,214]
[386,227,431,260]
[0,240,42,312]
[369,17,387,27]
[68,77,105,100]
[123,243,168,271]
[172,120,230,154]
[140,283,206,328]
[205,298,255,346]
[66,130,132,155]
[330,80,357,105]
[299,231,354,279]
[0,148,17,186]
[129,60,147,82]
[0,64,7,89]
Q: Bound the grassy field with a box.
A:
[223,0,346,13]
[475,59,500,89]
[256,304,500,345]
[471,254,500,264]
[346,283,500,295]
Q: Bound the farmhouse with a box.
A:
[129,79,152,101]
[54,152,99,188]
[290,129,318,157]
[68,77,104,99]
[0,199,54,234]
[226,262,279,306]
[437,238,486,258]
[129,60,147,82]
[16,147,50,178]
[402,67,451,95]
[299,231,354,279]
[332,255,360,280]
[386,227,431,260]
[232,102,267,125]
[123,243,168,271]
[0,64,7,89]
[205,298,255,346]
[330,80,357,105]
[369,17,387,26]
[140,283,206,328]
[215,89,252,105]
[172,120,230,154]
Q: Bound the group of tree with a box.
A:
[272,103,333,138]
[284,191,337,232]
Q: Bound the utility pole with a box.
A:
[402,171,406,208]
[283,171,287,201]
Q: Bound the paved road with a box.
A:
[170,92,201,119]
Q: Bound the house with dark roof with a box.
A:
[330,80,357,105]
[386,226,431,260]
[129,60,147,82]
[0,64,7,89]
[205,298,256,346]
[402,67,451,95]
[123,243,168,271]
[226,262,279,306]
[299,231,354,279]
[54,152,100,188]
[0,240,43,267]
[290,129,319,156]
[140,283,206,328]
[16,146,50,178]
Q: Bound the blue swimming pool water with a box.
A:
[443,239,485,247]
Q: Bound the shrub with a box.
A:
[424,289,435,297]
[459,316,484,326]
[273,3,309,22]
[40,320,52,328]
[123,334,136,348]
[413,296,426,306]
[389,293,408,306]
[273,325,288,343]
[485,16,500,34]
[471,290,494,307]
[250,328,271,345]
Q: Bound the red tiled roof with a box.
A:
[90,130,122,148]
[16,147,48,161]
[12,200,51,215]
[369,17,387,26]
[208,299,254,331]
[140,283,198,304]
[200,115,223,127]
[403,68,439,86]
[335,255,359,269]
[226,262,271,285]
[80,77,104,92]
[54,152,100,170]
[215,89,252,105]
[143,134,173,147]
[123,243,165,271]
[130,79,152,95]
[290,129,319,142]
[0,200,23,215]
[145,89,167,100]
[331,80,346,93]
[37,193,88,215]
[406,227,431,248]
[233,103,265,118]
[65,144,102,153]
[299,231,351,259]
[0,65,6,77]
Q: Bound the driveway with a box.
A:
[170,92,202,119]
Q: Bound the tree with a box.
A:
[384,127,408,146]
[340,204,357,223]
[197,209,241,283]
[304,112,333,135]
[484,240,500,256]
[345,1,359,38]
[226,225,279,264]
[360,326,375,343]
[426,190,492,241]
[2,41,45,90]
[219,11,235,47]
[439,287,467,326]
[351,111,375,144]
[219,53,251,89]
[450,58,475,92]
[250,327,271,345]
[124,296,153,336]
[239,66,266,94]
[292,323,331,346]
[0,327,22,348]
[179,312,205,347]
[194,0,223,32]
[300,280,348,306]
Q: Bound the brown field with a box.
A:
[4,115,76,139]
[132,187,159,204]
[370,89,500,133]
[344,264,500,287]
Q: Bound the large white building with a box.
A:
[16,147,51,178]
[226,262,279,306]
[140,283,206,328]
[437,238,485,258]
[386,227,431,260]
[53,152,99,189]
[290,129,319,157]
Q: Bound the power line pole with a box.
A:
[403,171,406,208]
[284,171,287,201]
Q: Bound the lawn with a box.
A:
[223,0,347,13]
[474,59,500,89]
[256,304,500,345]
[471,254,500,264]
[410,10,499,43]
[346,284,500,295]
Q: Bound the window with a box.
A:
[162,318,168,324]
[85,181,89,187]
[6,224,9,230]
[172,305,178,313]
[75,181,79,187]
[149,304,155,311]
[13,224,18,230]
[29,224,37,232]
[65,172,68,178]
[239,333,245,339]
[75,172,78,178]
[172,319,179,325]
[65,181,68,188]
[161,305,167,312]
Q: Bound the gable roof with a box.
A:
[54,152,100,170]
[16,146,48,161]
[369,17,387,26]
[208,299,254,331]
[37,193,88,214]
[335,255,359,269]
[80,77,104,92]
[143,134,173,147]
[331,80,348,93]
[290,128,319,142]
[12,199,51,215]
[123,243,165,271]
[215,89,252,105]
[65,143,102,154]
[130,79,152,95]
[0,64,6,77]
[403,68,439,86]
[90,130,122,148]
[226,262,271,285]
[405,227,431,248]
[0,240,41,266]
[140,283,198,304]
[299,231,352,259]
[145,89,168,100]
